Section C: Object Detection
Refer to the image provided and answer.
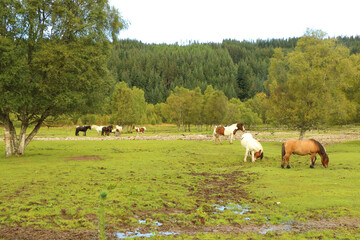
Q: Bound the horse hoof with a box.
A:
[310,165,314,168]
[287,165,291,169]
[281,164,284,168]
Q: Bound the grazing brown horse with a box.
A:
[281,139,329,169]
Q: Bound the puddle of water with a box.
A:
[115,230,176,239]
[213,202,251,220]
[260,227,274,234]
[115,219,176,239]
[137,219,163,227]
[259,219,295,234]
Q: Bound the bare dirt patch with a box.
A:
[186,171,252,203]
[0,225,97,240]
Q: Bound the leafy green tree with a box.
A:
[203,85,228,126]
[111,82,146,127]
[246,92,268,123]
[0,0,125,156]
[223,98,261,127]
[162,87,191,131]
[266,31,356,138]
[189,87,204,129]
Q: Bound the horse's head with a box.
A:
[236,123,245,132]
[254,150,263,160]
[321,154,329,168]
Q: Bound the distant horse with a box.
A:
[91,125,104,136]
[112,125,123,136]
[241,133,263,162]
[75,125,91,136]
[133,126,146,135]
[102,125,113,136]
[281,139,329,169]
[213,123,245,145]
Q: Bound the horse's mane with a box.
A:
[310,139,327,157]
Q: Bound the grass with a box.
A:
[0,127,360,239]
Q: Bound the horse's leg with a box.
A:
[310,153,316,168]
[286,156,291,168]
[251,151,255,163]
[281,155,286,168]
[282,153,291,168]
[75,130,78,136]
[244,148,249,162]
[229,134,233,144]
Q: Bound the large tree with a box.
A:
[266,30,356,138]
[0,0,125,156]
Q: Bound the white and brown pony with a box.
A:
[281,139,329,169]
[213,123,245,145]
[112,125,123,136]
[133,126,146,135]
[241,133,263,162]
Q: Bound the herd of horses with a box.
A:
[213,123,329,169]
[75,123,329,169]
[75,125,146,137]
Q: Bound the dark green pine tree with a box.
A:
[237,61,252,100]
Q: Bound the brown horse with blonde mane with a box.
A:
[281,139,329,169]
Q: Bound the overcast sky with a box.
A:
[109,0,360,44]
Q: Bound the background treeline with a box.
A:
[49,35,360,131]
[108,36,360,104]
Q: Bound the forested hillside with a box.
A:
[109,36,360,104]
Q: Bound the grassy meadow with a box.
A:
[0,125,360,239]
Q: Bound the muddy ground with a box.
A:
[1,217,360,240]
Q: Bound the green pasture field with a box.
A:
[0,128,360,239]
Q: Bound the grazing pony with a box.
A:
[75,125,91,136]
[112,125,123,136]
[133,126,146,135]
[213,123,245,145]
[91,125,104,136]
[101,125,113,136]
[281,139,329,169]
[241,133,263,162]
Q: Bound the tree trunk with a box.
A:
[4,122,15,157]
[299,129,306,140]
[3,114,45,157]
[17,121,28,155]
[3,115,18,157]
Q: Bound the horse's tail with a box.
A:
[281,143,285,159]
